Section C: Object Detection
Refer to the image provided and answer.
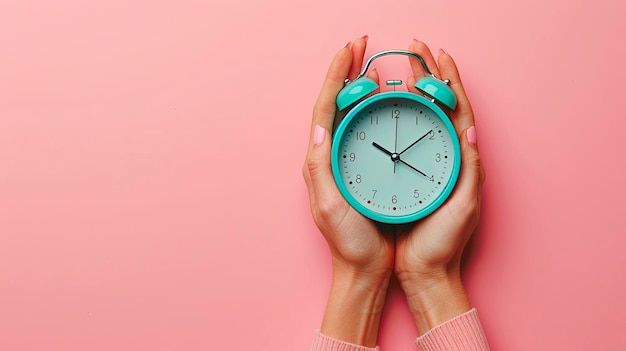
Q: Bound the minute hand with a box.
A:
[398,130,433,155]
[399,159,429,178]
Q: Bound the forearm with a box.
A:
[320,265,391,348]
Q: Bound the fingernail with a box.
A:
[413,38,421,43]
[367,67,377,78]
[314,125,326,145]
[467,126,477,145]
[345,41,352,49]
[361,34,369,41]
[439,48,448,55]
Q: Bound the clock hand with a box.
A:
[393,115,399,173]
[373,141,431,178]
[398,159,430,179]
[372,142,403,175]
[398,129,433,156]
[372,141,393,156]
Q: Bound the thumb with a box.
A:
[304,125,347,222]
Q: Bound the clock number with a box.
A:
[429,175,434,182]
[392,110,400,119]
[413,189,420,198]
[392,195,398,204]
[435,153,441,162]
[372,190,377,198]
[349,153,356,162]
[428,130,435,140]
[356,174,362,183]
[356,131,366,141]
[415,116,419,125]
[371,115,378,125]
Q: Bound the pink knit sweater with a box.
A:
[310,308,489,351]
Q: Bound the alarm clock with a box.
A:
[331,50,461,224]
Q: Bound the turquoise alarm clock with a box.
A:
[331,50,461,224]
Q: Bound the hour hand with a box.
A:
[372,141,393,156]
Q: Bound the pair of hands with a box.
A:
[303,36,486,347]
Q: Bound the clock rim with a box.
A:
[331,91,461,224]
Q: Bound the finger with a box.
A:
[311,43,353,137]
[437,50,475,134]
[307,60,379,191]
[305,42,354,212]
[408,39,441,80]
[406,75,420,94]
[367,67,381,94]
[348,35,369,80]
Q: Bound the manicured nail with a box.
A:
[367,67,377,78]
[345,41,352,49]
[362,34,369,42]
[314,125,326,145]
[467,126,477,145]
[439,48,448,55]
[413,38,421,43]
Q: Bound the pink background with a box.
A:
[1,0,625,350]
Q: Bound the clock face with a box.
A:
[331,92,461,224]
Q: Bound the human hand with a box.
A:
[302,35,393,347]
[394,40,486,333]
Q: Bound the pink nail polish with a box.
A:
[467,126,477,145]
[345,41,352,49]
[439,48,448,55]
[314,125,326,145]
[362,34,369,41]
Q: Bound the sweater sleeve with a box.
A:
[310,330,380,351]
[414,308,490,351]
[310,308,488,351]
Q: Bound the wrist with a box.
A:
[332,255,393,286]
[398,271,471,334]
[320,266,392,347]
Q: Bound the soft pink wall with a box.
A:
[1,0,625,350]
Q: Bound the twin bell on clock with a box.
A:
[331,50,461,224]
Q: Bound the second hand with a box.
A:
[393,111,399,173]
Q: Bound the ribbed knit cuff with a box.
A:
[311,330,380,351]
[415,308,490,351]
